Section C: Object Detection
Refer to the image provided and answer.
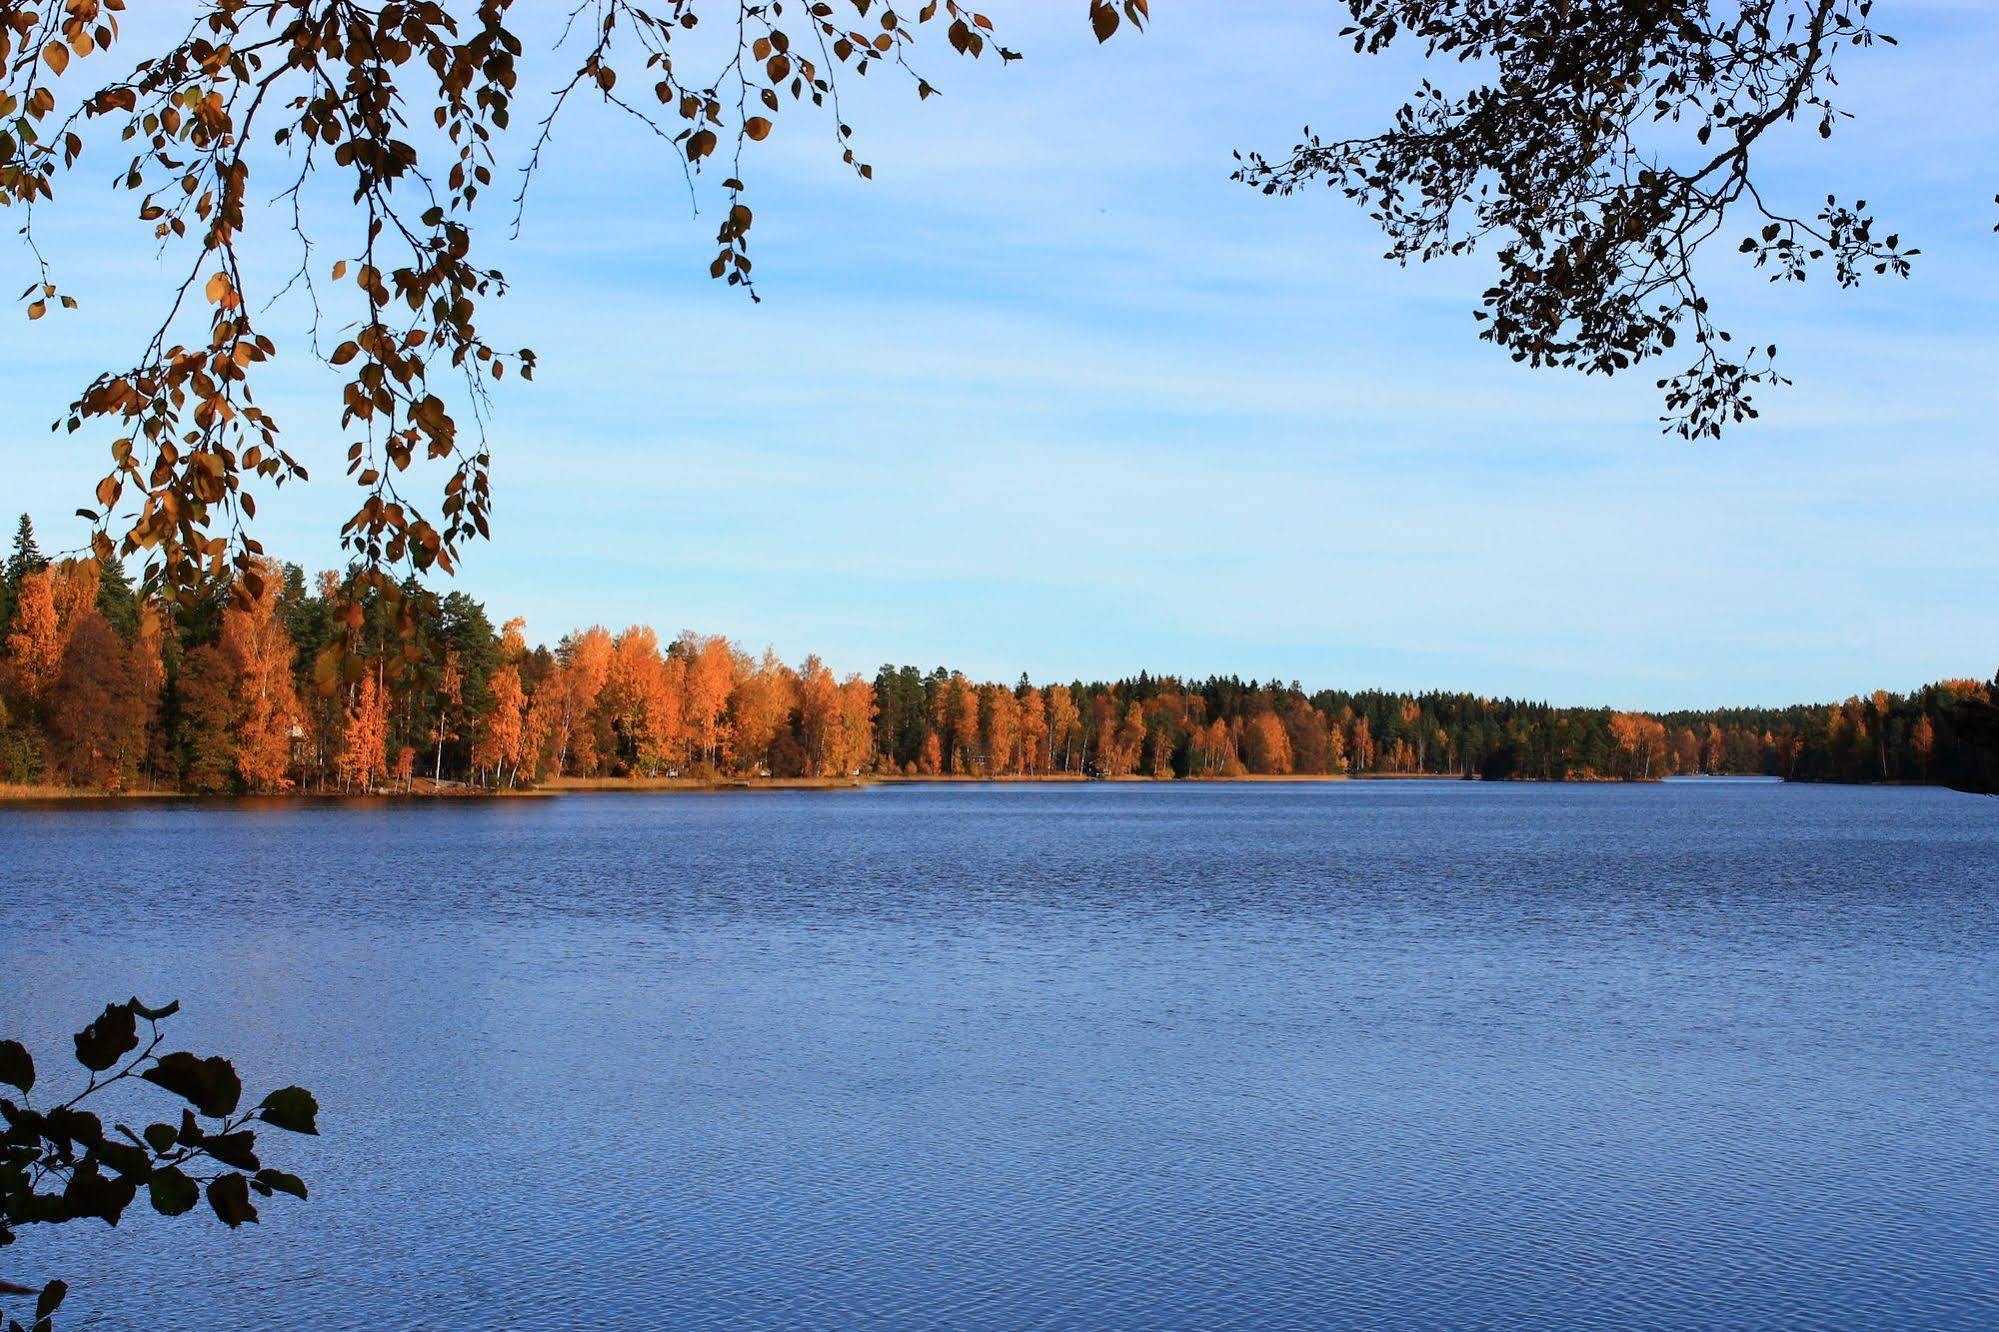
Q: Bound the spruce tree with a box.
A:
[0,513,47,634]
[94,551,142,641]
[4,514,44,585]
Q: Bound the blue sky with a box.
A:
[4,3,1997,709]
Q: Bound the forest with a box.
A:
[1,517,1992,796]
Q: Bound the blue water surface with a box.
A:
[1,780,1995,1329]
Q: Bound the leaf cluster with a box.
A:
[1233,0,1912,437]
[0,999,317,1329]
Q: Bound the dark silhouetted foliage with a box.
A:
[1,1000,317,1330]
[1236,1,1910,438]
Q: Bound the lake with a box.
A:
[2,780,1995,1329]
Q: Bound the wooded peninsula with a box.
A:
[0,518,1990,797]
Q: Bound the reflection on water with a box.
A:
[3,781,1996,1329]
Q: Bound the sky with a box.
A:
[3,3,1997,710]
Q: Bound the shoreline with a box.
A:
[0,772,1713,803]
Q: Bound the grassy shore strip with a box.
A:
[536,776,868,793]
[0,783,193,801]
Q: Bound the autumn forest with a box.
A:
[0,518,1990,796]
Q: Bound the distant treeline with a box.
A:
[1,517,1992,794]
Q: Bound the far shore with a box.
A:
[0,771,1526,803]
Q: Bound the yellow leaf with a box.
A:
[203,272,231,304]
[43,42,69,75]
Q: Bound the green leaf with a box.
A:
[148,1167,199,1217]
[206,1173,258,1228]
[257,1086,319,1135]
[73,1002,138,1073]
[0,1040,32,1093]
[253,1168,307,1200]
[141,1052,242,1118]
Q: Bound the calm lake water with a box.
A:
[2,780,1996,1329]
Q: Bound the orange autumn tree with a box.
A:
[796,656,841,777]
[681,633,736,771]
[44,606,148,788]
[47,560,99,638]
[602,627,663,772]
[339,672,390,793]
[1192,717,1240,777]
[980,685,1019,776]
[1348,714,1375,774]
[928,675,968,773]
[548,627,614,776]
[1,570,63,706]
[1609,712,1670,781]
[645,655,690,776]
[1045,685,1081,773]
[727,649,795,776]
[834,675,877,777]
[220,564,302,792]
[1911,714,1936,779]
[477,663,527,786]
[132,600,168,780]
[1243,712,1293,776]
[1017,686,1048,776]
